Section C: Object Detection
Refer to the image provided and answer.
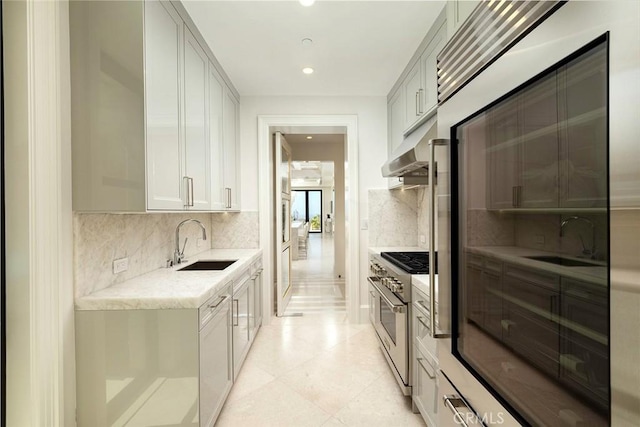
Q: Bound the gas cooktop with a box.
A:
[380,251,437,275]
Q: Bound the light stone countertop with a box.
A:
[368,246,426,255]
[75,248,262,311]
[467,246,607,286]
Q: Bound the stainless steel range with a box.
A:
[368,251,435,395]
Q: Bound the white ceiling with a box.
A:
[183,0,446,96]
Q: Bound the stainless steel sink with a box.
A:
[178,260,237,271]
[524,255,601,267]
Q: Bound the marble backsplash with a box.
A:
[368,189,418,247]
[211,211,260,249]
[466,209,516,247]
[74,211,259,297]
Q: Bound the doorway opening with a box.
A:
[258,115,359,323]
[287,160,344,315]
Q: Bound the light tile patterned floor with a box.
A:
[216,234,425,426]
[286,234,346,315]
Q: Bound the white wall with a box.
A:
[241,96,388,319]
[4,1,76,424]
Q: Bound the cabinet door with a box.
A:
[413,345,438,426]
[403,61,423,130]
[254,269,263,328]
[487,97,521,209]
[446,0,480,38]
[209,64,225,210]
[465,262,484,327]
[223,89,240,210]
[199,294,232,427]
[183,28,210,210]
[558,44,607,208]
[421,23,446,114]
[388,89,405,155]
[248,273,256,341]
[520,73,559,208]
[145,1,185,210]
[502,265,560,375]
[559,278,608,409]
[233,278,251,379]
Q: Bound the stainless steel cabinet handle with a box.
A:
[417,300,431,314]
[416,315,430,331]
[417,357,435,379]
[418,88,424,114]
[208,295,228,310]
[415,91,420,116]
[233,299,239,326]
[225,187,232,208]
[182,176,194,207]
[443,395,474,427]
[512,185,522,208]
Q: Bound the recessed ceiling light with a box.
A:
[306,136,313,140]
[299,0,315,6]
[302,67,314,75]
[301,38,313,46]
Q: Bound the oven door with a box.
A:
[368,277,410,393]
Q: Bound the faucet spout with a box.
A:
[174,219,207,264]
[559,216,596,259]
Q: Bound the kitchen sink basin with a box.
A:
[524,256,600,267]
[178,260,237,271]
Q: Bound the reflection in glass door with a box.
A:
[291,190,322,233]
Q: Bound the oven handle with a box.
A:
[367,277,405,314]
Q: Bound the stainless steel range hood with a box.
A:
[381,119,437,184]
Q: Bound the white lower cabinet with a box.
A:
[199,287,233,427]
[75,287,232,426]
[232,271,252,379]
[75,257,263,426]
[413,344,439,426]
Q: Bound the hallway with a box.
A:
[286,233,346,316]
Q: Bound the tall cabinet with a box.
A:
[70,0,240,213]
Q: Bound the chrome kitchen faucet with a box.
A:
[174,219,207,264]
[560,216,596,259]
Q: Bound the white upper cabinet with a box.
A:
[222,89,240,211]
[403,60,423,130]
[209,64,226,211]
[387,8,446,154]
[446,0,480,39]
[70,0,240,212]
[183,27,211,211]
[145,0,185,210]
[420,25,446,115]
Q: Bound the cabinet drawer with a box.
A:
[199,283,232,329]
[413,305,437,357]
[466,253,483,268]
[503,302,559,376]
[504,264,559,291]
[251,258,263,276]
[484,258,503,275]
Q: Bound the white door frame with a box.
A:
[258,115,360,324]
